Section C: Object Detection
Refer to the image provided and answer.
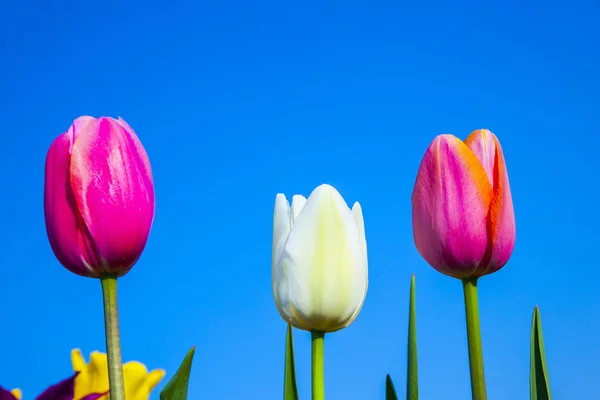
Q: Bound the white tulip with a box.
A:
[272,184,368,333]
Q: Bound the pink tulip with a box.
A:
[44,116,155,278]
[411,129,515,279]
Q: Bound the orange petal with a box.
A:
[465,129,516,275]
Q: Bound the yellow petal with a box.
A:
[145,369,166,391]
[10,389,22,400]
[123,361,149,398]
[71,349,86,372]
[122,362,165,400]
[74,351,109,400]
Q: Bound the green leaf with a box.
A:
[386,374,398,400]
[407,274,418,400]
[160,346,196,400]
[530,306,552,400]
[284,323,299,400]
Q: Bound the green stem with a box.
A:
[462,278,487,400]
[311,331,325,400]
[101,276,125,400]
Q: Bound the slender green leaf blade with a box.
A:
[284,323,299,400]
[160,346,195,400]
[530,306,552,400]
[407,274,418,400]
[386,374,398,400]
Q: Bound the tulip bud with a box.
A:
[44,116,155,278]
[411,129,516,279]
[272,184,368,333]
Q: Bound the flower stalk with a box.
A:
[101,276,125,400]
[311,331,325,400]
[462,278,487,400]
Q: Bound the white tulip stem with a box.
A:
[311,330,325,400]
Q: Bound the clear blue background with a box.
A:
[0,0,598,399]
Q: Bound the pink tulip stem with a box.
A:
[101,276,125,400]
[311,331,325,400]
[462,277,487,400]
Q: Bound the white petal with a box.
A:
[348,201,368,327]
[279,184,368,332]
[272,194,293,322]
[290,195,307,224]
[351,202,367,257]
[273,194,291,266]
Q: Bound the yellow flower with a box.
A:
[10,389,22,399]
[71,349,165,400]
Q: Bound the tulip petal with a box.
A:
[272,194,291,269]
[68,117,96,148]
[279,184,368,332]
[464,129,497,185]
[411,135,493,278]
[44,133,100,277]
[69,117,155,275]
[351,202,367,256]
[290,195,307,223]
[273,194,292,320]
[346,202,368,324]
[115,117,153,177]
[465,130,516,274]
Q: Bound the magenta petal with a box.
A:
[0,387,18,400]
[411,135,493,278]
[44,133,100,277]
[67,116,96,149]
[70,117,155,276]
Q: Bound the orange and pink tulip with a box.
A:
[411,129,516,279]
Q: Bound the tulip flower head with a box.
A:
[272,184,368,333]
[44,116,155,278]
[411,129,516,279]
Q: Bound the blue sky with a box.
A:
[0,0,599,399]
